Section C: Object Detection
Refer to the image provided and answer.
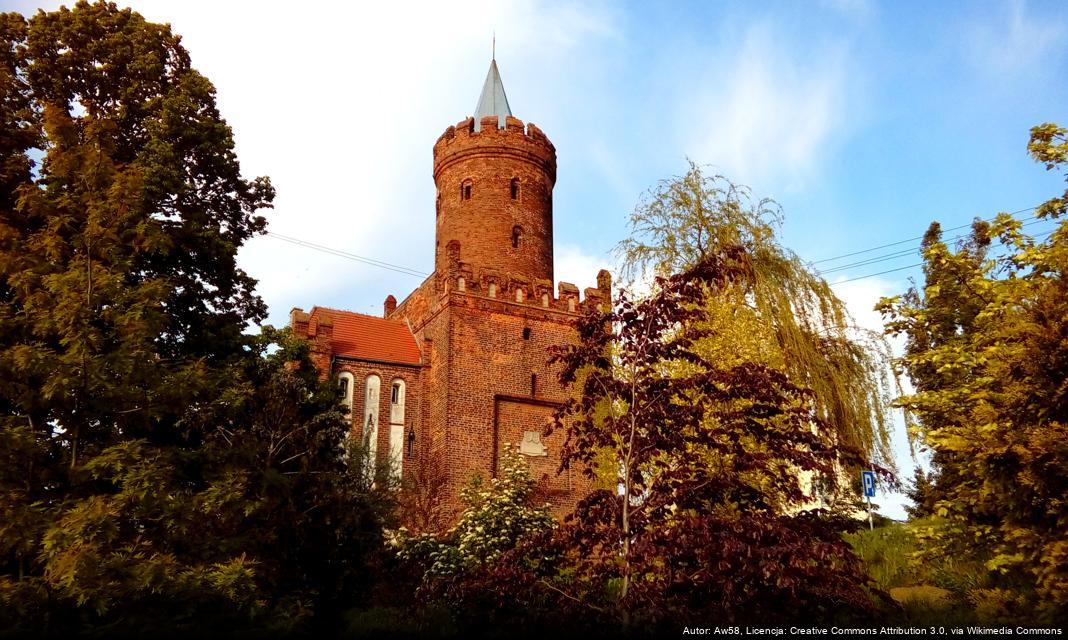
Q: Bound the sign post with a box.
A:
[861,470,876,530]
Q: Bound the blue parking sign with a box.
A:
[862,470,876,498]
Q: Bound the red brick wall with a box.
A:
[299,280,607,527]
[407,288,595,516]
[497,398,584,515]
[389,268,601,519]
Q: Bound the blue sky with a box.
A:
[548,0,1068,268]
[10,0,1068,516]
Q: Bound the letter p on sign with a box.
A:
[862,470,876,498]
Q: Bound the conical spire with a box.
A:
[473,58,512,132]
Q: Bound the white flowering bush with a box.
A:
[394,445,555,580]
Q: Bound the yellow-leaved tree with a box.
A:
[878,124,1068,622]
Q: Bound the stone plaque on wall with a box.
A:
[520,430,548,457]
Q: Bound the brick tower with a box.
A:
[432,58,557,286]
[291,57,609,526]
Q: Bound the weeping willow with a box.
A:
[617,160,895,467]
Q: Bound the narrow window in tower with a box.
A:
[511,225,523,249]
[523,327,531,340]
[461,180,472,201]
[510,178,520,200]
[530,373,538,396]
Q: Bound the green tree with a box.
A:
[617,161,895,473]
[0,3,384,632]
[879,124,1068,622]
[902,467,939,520]
[0,0,274,469]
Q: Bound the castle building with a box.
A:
[290,58,609,520]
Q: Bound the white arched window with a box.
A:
[363,375,381,470]
[338,372,354,414]
[389,379,406,478]
[390,380,406,424]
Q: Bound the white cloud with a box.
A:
[680,24,857,193]
[966,0,1066,76]
[829,274,898,335]
[554,243,610,293]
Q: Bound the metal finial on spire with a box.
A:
[493,32,496,60]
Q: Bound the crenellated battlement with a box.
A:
[387,266,611,340]
[448,264,611,315]
[433,116,557,184]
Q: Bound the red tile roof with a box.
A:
[309,307,422,366]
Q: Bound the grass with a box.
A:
[844,518,1038,625]
[844,520,923,589]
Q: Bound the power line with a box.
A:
[829,228,1060,286]
[261,206,1057,286]
[818,216,1052,276]
[810,205,1038,265]
[830,263,924,285]
[265,232,431,278]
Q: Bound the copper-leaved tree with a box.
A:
[549,247,887,628]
